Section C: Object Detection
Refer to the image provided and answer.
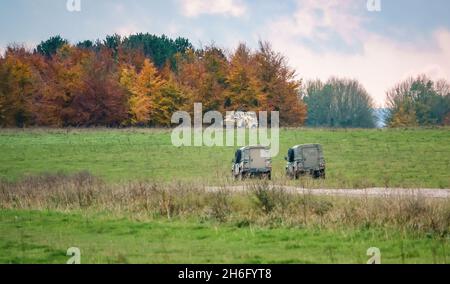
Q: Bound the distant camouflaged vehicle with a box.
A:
[285,144,326,179]
[224,111,258,128]
[232,146,272,180]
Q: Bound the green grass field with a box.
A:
[1,128,449,264]
[1,210,448,264]
[0,128,449,188]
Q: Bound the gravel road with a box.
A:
[206,186,450,199]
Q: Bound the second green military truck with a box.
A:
[285,144,326,179]
[232,146,272,180]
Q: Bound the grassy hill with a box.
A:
[0,128,449,188]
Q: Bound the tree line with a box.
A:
[301,76,450,128]
[302,78,376,128]
[385,75,450,127]
[0,34,306,127]
[0,34,449,128]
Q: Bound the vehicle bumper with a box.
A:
[245,169,271,174]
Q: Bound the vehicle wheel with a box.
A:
[287,171,294,180]
[312,171,318,179]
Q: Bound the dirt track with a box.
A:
[206,186,450,199]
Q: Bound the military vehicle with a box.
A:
[285,144,326,179]
[224,111,258,128]
[232,146,272,180]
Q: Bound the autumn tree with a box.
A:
[0,46,36,127]
[174,49,204,111]
[388,104,417,128]
[149,64,187,126]
[386,75,450,127]
[118,47,146,72]
[31,44,87,126]
[199,46,229,112]
[120,59,164,125]
[32,45,127,126]
[176,46,228,113]
[254,41,307,126]
[225,43,261,111]
[151,79,186,126]
[66,49,128,126]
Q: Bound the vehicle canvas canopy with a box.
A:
[237,146,271,168]
[290,144,324,166]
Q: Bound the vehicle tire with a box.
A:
[234,171,243,181]
[312,171,319,179]
[287,170,294,180]
[286,172,295,180]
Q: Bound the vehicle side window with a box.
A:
[235,150,242,163]
[288,149,295,162]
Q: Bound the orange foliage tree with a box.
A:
[225,44,262,112]
[1,35,311,127]
[0,46,36,127]
[121,59,163,125]
[254,42,307,126]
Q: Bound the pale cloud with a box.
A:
[265,0,450,106]
[179,0,246,18]
[113,3,126,14]
[167,22,179,37]
[271,0,365,45]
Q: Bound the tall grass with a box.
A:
[1,172,449,237]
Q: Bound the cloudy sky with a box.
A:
[1,0,450,105]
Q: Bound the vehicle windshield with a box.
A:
[235,150,242,163]
[288,149,295,162]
